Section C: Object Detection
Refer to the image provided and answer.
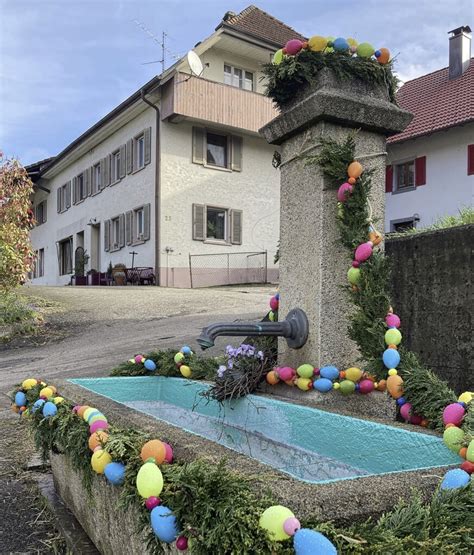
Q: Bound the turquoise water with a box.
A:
[70,376,460,484]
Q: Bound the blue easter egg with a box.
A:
[397,397,406,406]
[42,401,58,418]
[151,505,180,543]
[144,359,157,371]
[32,399,45,413]
[313,378,333,393]
[333,37,349,52]
[319,366,339,381]
[15,391,27,407]
[180,346,192,355]
[440,469,470,490]
[382,348,400,369]
[294,528,337,555]
[86,410,102,423]
[104,462,126,485]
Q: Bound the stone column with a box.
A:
[260,69,412,369]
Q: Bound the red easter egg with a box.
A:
[460,461,474,474]
[269,296,279,311]
[359,379,374,394]
[163,442,173,464]
[278,367,295,381]
[285,39,303,55]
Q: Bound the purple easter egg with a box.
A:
[400,403,413,421]
[359,379,375,394]
[443,403,465,426]
[176,536,188,551]
[278,367,295,381]
[163,442,174,464]
[337,182,353,202]
[146,496,161,510]
[285,39,303,55]
[283,517,301,536]
[410,414,423,425]
[270,296,279,311]
[355,242,373,263]
[90,420,109,434]
[385,313,401,328]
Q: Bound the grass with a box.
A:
[390,206,474,237]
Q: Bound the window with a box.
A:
[135,135,145,170]
[206,132,228,168]
[192,127,242,171]
[112,217,120,248]
[33,249,44,278]
[395,161,415,191]
[112,150,121,183]
[35,200,47,225]
[57,182,71,213]
[58,238,73,275]
[92,163,101,194]
[125,205,150,245]
[390,218,416,233]
[192,204,242,244]
[78,173,85,200]
[224,64,254,91]
[136,207,144,238]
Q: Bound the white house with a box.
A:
[386,26,474,232]
[28,6,306,287]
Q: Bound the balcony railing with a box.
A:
[161,73,278,134]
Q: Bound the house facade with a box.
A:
[385,26,473,232]
[28,6,305,287]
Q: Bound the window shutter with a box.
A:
[415,156,426,186]
[385,165,393,193]
[119,145,126,178]
[85,168,91,196]
[72,177,78,204]
[230,209,243,245]
[119,213,125,247]
[143,203,151,240]
[42,200,47,223]
[125,211,133,245]
[104,220,110,252]
[192,127,205,165]
[231,135,243,171]
[126,139,133,174]
[57,188,61,213]
[104,155,111,187]
[468,144,474,176]
[66,181,71,208]
[144,127,152,165]
[192,204,205,241]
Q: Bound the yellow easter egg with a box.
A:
[180,365,192,378]
[345,367,362,382]
[458,392,473,404]
[83,407,97,421]
[53,397,64,405]
[40,387,54,399]
[308,35,328,52]
[91,449,112,474]
[136,461,164,498]
[22,378,37,391]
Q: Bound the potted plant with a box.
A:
[112,263,127,286]
[87,268,100,286]
[74,250,90,286]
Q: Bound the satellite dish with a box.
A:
[187,50,204,76]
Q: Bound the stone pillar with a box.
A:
[260,69,412,369]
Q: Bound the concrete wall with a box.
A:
[386,224,473,393]
[385,123,474,232]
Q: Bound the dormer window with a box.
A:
[224,64,254,91]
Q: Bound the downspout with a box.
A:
[140,89,161,285]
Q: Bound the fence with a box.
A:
[189,251,268,288]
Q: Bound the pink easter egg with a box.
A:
[337,182,353,202]
[163,442,174,464]
[270,296,279,311]
[134,355,144,364]
[90,420,109,434]
[359,379,375,394]
[410,414,423,425]
[352,261,360,268]
[283,517,301,536]
[400,403,412,421]
[385,313,401,328]
[285,39,303,55]
[442,403,465,426]
[277,367,295,381]
[145,496,161,510]
[176,536,188,551]
[355,242,373,263]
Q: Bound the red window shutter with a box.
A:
[468,144,474,176]
[415,156,426,186]
[385,165,393,193]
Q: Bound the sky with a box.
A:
[0,0,472,165]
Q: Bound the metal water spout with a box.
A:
[196,308,309,350]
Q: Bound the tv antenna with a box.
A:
[133,20,181,73]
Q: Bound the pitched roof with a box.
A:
[217,5,306,48]
[388,58,474,144]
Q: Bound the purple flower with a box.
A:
[217,365,227,378]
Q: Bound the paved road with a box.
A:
[0,285,275,392]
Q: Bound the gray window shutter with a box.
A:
[231,135,243,172]
[119,145,126,178]
[43,200,47,223]
[119,213,125,247]
[72,177,77,204]
[144,127,152,165]
[104,220,110,252]
[126,139,133,174]
[230,209,242,245]
[104,155,111,187]
[85,168,91,196]
[125,211,133,245]
[66,181,71,208]
[192,127,205,165]
[192,204,205,241]
[143,203,151,240]
[57,188,61,213]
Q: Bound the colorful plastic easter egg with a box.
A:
[176,536,188,551]
[151,505,179,543]
[163,443,173,464]
[40,387,54,399]
[297,364,314,379]
[88,431,109,451]
[11,404,20,414]
[268,311,275,321]
[277,367,295,381]
[15,391,27,407]
[181,345,192,355]
[443,403,465,426]
[400,402,413,421]
[308,35,327,52]
[385,313,401,328]
[385,328,402,346]
[359,379,375,394]
[383,348,400,369]
[325,37,335,52]
[443,426,465,453]
[337,182,353,202]
[134,355,144,364]
[340,380,356,395]
[32,399,45,413]
[89,413,107,425]
[266,370,280,385]
[319,366,339,381]
[137,461,164,498]
[273,49,284,64]
[259,505,294,541]
[42,401,58,418]
[355,242,373,263]
[440,468,470,490]
[90,420,109,434]
[77,405,90,418]
[461,460,474,474]
[146,496,161,510]
[294,528,337,555]
[410,414,423,425]
[347,161,363,179]
[283,517,301,536]
[347,267,360,285]
[313,378,333,393]
[91,449,112,474]
[458,392,473,404]
[333,37,349,52]
[82,407,97,421]
[296,378,312,391]
[466,440,474,462]
[347,38,358,49]
[345,367,362,382]
[376,47,390,64]
[144,359,157,371]
[85,410,102,422]
[386,374,404,399]
[285,39,304,56]
[377,379,387,392]
[141,440,166,464]
[270,296,279,311]
[174,352,185,364]
[53,397,64,404]
[357,42,375,58]
[104,461,125,485]
[369,230,383,246]
[22,378,37,391]
[180,365,192,378]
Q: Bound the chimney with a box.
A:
[448,26,471,79]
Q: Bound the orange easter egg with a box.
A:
[284,379,295,387]
[369,231,383,246]
[77,406,90,418]
[266,371,280,385]
[88,431,109,451]
[347,161,363,179]
[140,439,166,464]
[388,344,398,350]
[386,374,404,399]
[348,177,356,185]
[377,379,387,392]
[376,48,390,64]
[459,447,467,459]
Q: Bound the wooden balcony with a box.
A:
[161,73,278,134]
